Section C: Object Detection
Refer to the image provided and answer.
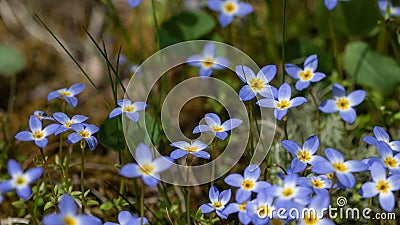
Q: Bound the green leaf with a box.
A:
[159,11,216,48]
[44,202,54,211]
[100,202,114,211]
[342,41,400,95]
[98,116,126,151]
[0,44,26,77]
[86,200,99,206]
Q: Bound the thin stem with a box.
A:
[140,182,145,225]
[7,76,16,116]
[249,103,255,156]
[186,156,193,225]
[281,0,287,83]
[327,11,344,79]
[309,90,321,151]
[342,120,350,156]
[151,0,161,50]
[39,148,54,195]
[80,140,86,213]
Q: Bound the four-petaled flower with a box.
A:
[53,112,88,135]
[67,123,99,150]
[120,143,172,187]
[324,0,350,11]
[200,186,231,219]
[312,148,367,188]
[42,194,102,225]
[193,113,242,140]
[257,83,307,120]
[224,164,271,202]
[186,42,229,77]
[109,99,147,122]
[207,0,253,27]
[104,211,148,225]
[282,135,325,173]
[15,115,59,148]
[298,175,332,195]
[375,142,400,174]
[319,84,366,124]
[127,0,142,8]
[285,54,326,91]
[48,83,86,108]
[0,159,43,200]
[379,0,400,18]
[363,126,400,152]
[235,65,277,101]
[170,140,210,160]
[33,110,54,121]
[360,162,400,212]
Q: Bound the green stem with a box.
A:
[7,76,16,116]
[39,148,54,195]
[80,140,86,213]
[309,90,321,152]
[151,0,161,50]
[186,156,193,225]
[327,11,344,79]
[281,0,287,83]
[140,182,145,225]
[249,103,255,156]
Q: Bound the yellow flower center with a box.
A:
[202,58,214,68]
[79,130,90,138]
[123,105,135,113]
[303,211,319,225]
[336,98,349,110]
[271,218,283,225]
[210,125,223,132]
[297,150,312,162]
[276,100,291,110]
[59,90,72,97]
[257,205,271,218]
[326,173,334,179]
[213,201,223,209]
[241,180,255,190]
[15,176,26,186]
[281,188,294,197]
[333,162,347,173]
[384,157,397,168]
[65,121,75,128]
[63,216,77,225]
[140,164,154,175]
[376,180,390,194]
[311,179,324,188]
[249,78,265,91]
[223,2,237,14]
[184,146,198,152]
[299,69,313,81]
[32,131,44,140]
[238,202,247,212]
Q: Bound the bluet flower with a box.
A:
[223,196,251,225]
[109,99,147,122]
[200,186,231,219]
[257,83,307,120]
[170,140,210,159]
[104,211,148,225]
[0,159,43,200]
[193,113,242,140]
[187,42,229,77]
[360,162,400,212]
[375,142,400,174]
[246,191,278,225]
[207,0,253,27]
[128,0,142,8]
[53,112,88,135]
[363,126,400,152]
[120,143,172,187]
[319,84,366,124]
[67,123,99,150]
[33,110,54,121]
[298,175,332,195]
[42,194,102,225]
[282,135,325,173]
[47,83,85,108]
[379,0,400,18]
[285,54,326,91]
[224,164,270,202]
[312,148,367,188]
[15,115,59,148]
[235,65,277,101]
[324,0,350,10]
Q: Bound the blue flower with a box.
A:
[312,148,367,188]
[0,159,43,200]
[109,99,147,122]
[295,192,335,225]
[379,0,400,18]
[200,186,231,219]
[324,0,350,10]
[47,83,86,108]
[246,191,277,225]
[170,140,210,160]
[128,0,142,8]
[187,42,229,77]
[235,65,278,101]
[298,175,332,195]
[375,142,400,174]
[104,211,148,225]
[285,54,326,91]
[42,194,102,225]
[120,143,172,187]
[282,135,325,173]
[223,196,251,225]
[257,83,307,120]
[193,113,242,140]
[53,112,88,135]
[33,110,54,121]
[360,162,400,212]
[207,0,253,27]
[224,164,271,202]
[15,115,59,148]
[319,84,366,124]
[363,126,400,152]
[67,123,99,150]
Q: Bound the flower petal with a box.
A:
[275,108,288,120]
[284,64,301,79]
[219,189,231,205]
[77,215,102,225]
[219,13,234,27]
[336,172,356,188]
[35,139,48,148]
[348,90,366,107]
[8,159,23,177]
[29,115,42,131]
[192,151,210,159]
[225,174,244,187]
[310,72,326,82]
[193,125,211,133]
[42,214,63,225]
[59,194,78,215]
[259,65,276,82]
[244,164,261,181]
[236,2,253,16]
[215,131,228,140]
[86,136,98,150]
[209,186,219,202]
[373,126,390,142]
[152,156,173,173]
[135,143,153,164]
[187,55,202,67]
[325,148,344,163]
[128,0,142,8]
[213,57,229,70]
[379,192,395,212]
[200,203,215,214]
[282,140,301,155]
[325,0,338,10]
[289,97,307,107]
[339,108,357,124]
[332,84,346,97]
[142,175,159,187]
[120,163,141,178]
[15,131,33,141]
[25,167,44,183]
[295,80,310,91]
[236,188,251,203]
[203,42,215,57]
[278,83,291,101]
[199,67,213,77]
[235,65,253,83]
[64,96,78,108]
[345,160,367,173]
[68,83,86,95]
[239,85,256,101]
[256,98,275,108]
[319,99,338,113]
[304,135,319,154]
[109,108,123,118]
[205,113,221,125]
[360,182,379,198]
[67,132,81,144]
[222,118,242,131]
[304,54,318,71]
[132,101,147,111]
[126,112,140,122]
[47,91,61,101]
